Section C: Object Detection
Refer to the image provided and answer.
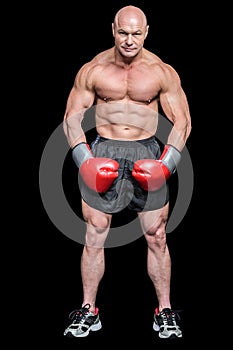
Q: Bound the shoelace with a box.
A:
[68,303,91,323]
[160,308,180,326]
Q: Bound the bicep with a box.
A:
[158,65,190,125]
[159,86,190,124]
[64,64,95,121]
[64,84,95,121]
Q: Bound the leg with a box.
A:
[137,202,171,311]
[138,203,183,339]
[63,200,110,337]
[81,199,112,313]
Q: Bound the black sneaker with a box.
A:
[64,303,102,337]
[153,307,182,339]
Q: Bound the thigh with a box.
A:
[81,199,113,248]
[137,202,169,234]
[81,199,112,231]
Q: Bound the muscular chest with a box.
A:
[95,65,160,102]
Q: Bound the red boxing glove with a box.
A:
[132,144,181,191]
[72,142,119,193]
[80,158,119,192]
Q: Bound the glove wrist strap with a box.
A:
[161,144,181,174]
[72,142,93,168]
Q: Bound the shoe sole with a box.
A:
[64,321,102,337]
[153,322,182,338]
[159,332,182,339]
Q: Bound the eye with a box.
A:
[118,30,127,36]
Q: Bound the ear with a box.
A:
[112,23,115,36]
[144,25,149,39]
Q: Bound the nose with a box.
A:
[126,34,133,45]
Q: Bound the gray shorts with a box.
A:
[79,135,169,213]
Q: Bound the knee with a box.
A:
[145,225,167,247]
[87,215,110,234]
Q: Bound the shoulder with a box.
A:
[144,49,180,81]
[80,48,114,74]
[92,48,114,64]
[142,49,181,93]
[75,48,113,84]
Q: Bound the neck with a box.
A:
[114,47,143,66]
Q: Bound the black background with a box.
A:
[32,0,214,347]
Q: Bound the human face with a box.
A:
[112,21,148,59]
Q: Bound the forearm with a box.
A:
[167,122,191,152]
[63,111,86,148]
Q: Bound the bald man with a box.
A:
[63,5,191,339]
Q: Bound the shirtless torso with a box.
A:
[64,47,189,150]
[92,47,161,140]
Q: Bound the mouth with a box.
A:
[123,47,135,52]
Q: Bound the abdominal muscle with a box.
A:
[95,100,159,141]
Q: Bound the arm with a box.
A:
[63,62,119,193]
[159,64,192,152]
[132,64,192,191]
[63,62,95,148]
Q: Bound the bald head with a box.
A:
[112,5,149,60]
[114,5,148,28]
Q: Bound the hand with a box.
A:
[132,145,181,191]
[132,159,168,191]
[80,157,119,193]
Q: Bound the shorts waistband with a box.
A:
[96,134,156,147]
